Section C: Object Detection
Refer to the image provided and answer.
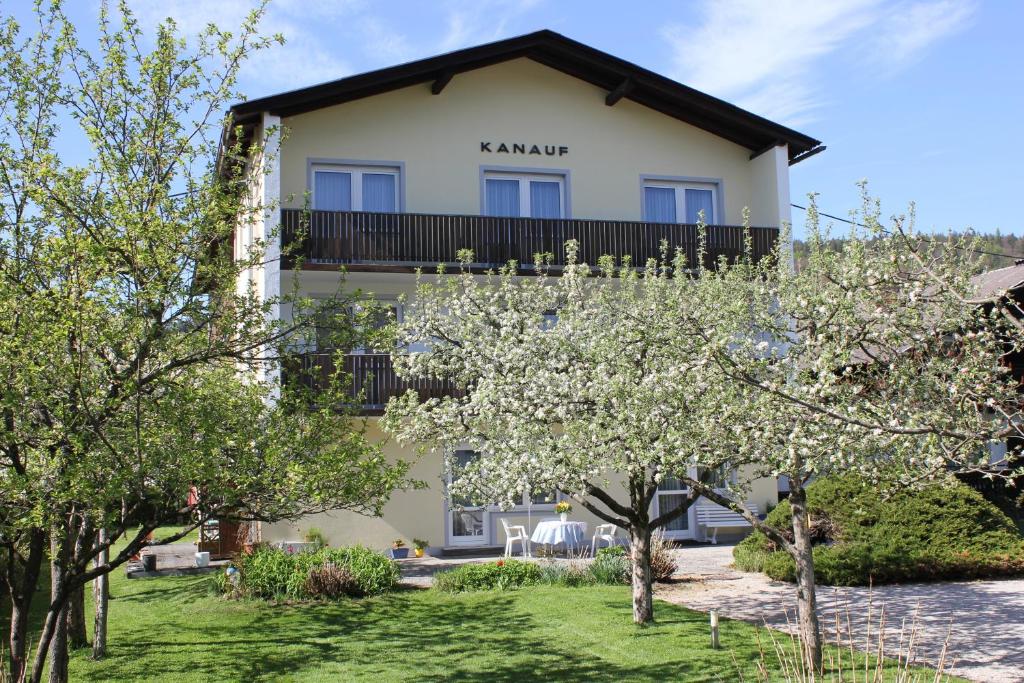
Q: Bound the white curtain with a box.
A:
[529,181,562,218]
[362,173,397,212]
[313,171,351,211]
[644,186,676,223]
[685,188,715,224]
[485,178,520,217]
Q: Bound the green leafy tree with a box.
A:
[0,3,413,681]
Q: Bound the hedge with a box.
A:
[733,475,1024,586]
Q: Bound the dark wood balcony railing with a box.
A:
[283,352,462,414]
[281,209,778,271]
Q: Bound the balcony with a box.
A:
[280,209,779,272]
[283,352,462,415]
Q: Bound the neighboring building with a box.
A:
[225,30,823,553]
[970,261,1024,468]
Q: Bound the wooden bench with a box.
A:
[695,503,759,544]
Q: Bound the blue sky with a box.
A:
[10,0,1024,238]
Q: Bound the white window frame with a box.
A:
[640,178,720,224]
[310,163,401,212]
[482,170,567,218]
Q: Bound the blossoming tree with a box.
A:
[663,197,1022,669]
[383,245,740,623]
[384,196,1019,658]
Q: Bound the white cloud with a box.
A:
[663,0,975,125]
[357,17,416,65]
[870,0,975,68]
[439,0,543,52]
[126,0,355,95]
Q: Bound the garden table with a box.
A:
[530,519,587,554]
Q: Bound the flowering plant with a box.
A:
[554,501,572,514]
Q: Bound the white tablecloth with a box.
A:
[530,520,587,547]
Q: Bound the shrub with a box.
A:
[649,531,678,582]
[597,544,626,557]
[304,564,361,598]
[433,559,541,592]
[734,475,1024,586]
[235,545,398,600]
[303,527,328,548]
[589,551,630,585]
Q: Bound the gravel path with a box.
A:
[657,545,1024,683]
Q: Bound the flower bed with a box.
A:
[433,547,631,593]
[224,545,400,600]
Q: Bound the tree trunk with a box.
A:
[629,526,654,624]
[46,533,70,683]
[67,516,91,650]
[92,529,109,660]
[7,530,46,683]
[789,486,823,673]
[67,585,87,650]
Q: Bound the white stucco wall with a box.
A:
[277,58,779,226]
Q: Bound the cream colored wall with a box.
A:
[278,58,772,225]
[262,420,448,551]
[261,408,779,550]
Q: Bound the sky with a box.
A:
[7,0,1023,239]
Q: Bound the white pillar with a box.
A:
[259,113,282,397]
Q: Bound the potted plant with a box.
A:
[389,538,409,560]
[555,500,572,522]
[412,538,429,558]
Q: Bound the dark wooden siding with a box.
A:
[280,209,779,272]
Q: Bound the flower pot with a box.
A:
[389,547,409,560]
[414,548,425,558]
[560,513,568,522]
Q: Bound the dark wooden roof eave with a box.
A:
[228,30,822,163]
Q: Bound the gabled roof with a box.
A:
[969,262,1024,304]
[229,30,823,164]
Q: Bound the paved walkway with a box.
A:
[657,545,1024,683]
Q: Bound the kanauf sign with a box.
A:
[480,142,569,156]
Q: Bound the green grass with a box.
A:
[46,570,959,682]
[2,528,964,681]
[150,524,200,544]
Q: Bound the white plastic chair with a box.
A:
[501,518,531,557]
[591,524,617,555]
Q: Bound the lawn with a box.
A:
[1,532,961,682]
[38,568,956,682]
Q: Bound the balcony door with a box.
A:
[642,182,716,224]
[652,472,696,540]
[446,450,490,546]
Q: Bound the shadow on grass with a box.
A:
[70,582,747,682]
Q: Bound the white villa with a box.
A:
[226,30,824,555]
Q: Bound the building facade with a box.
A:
[226,31,823,553]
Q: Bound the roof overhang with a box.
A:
[228,30,823,164]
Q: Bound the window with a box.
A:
[312,300,400,353]
[655,474,691,534]
[484,171,565,218]
[698,465,736,489]
[642,180,717,224]
[312,164,400,212]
